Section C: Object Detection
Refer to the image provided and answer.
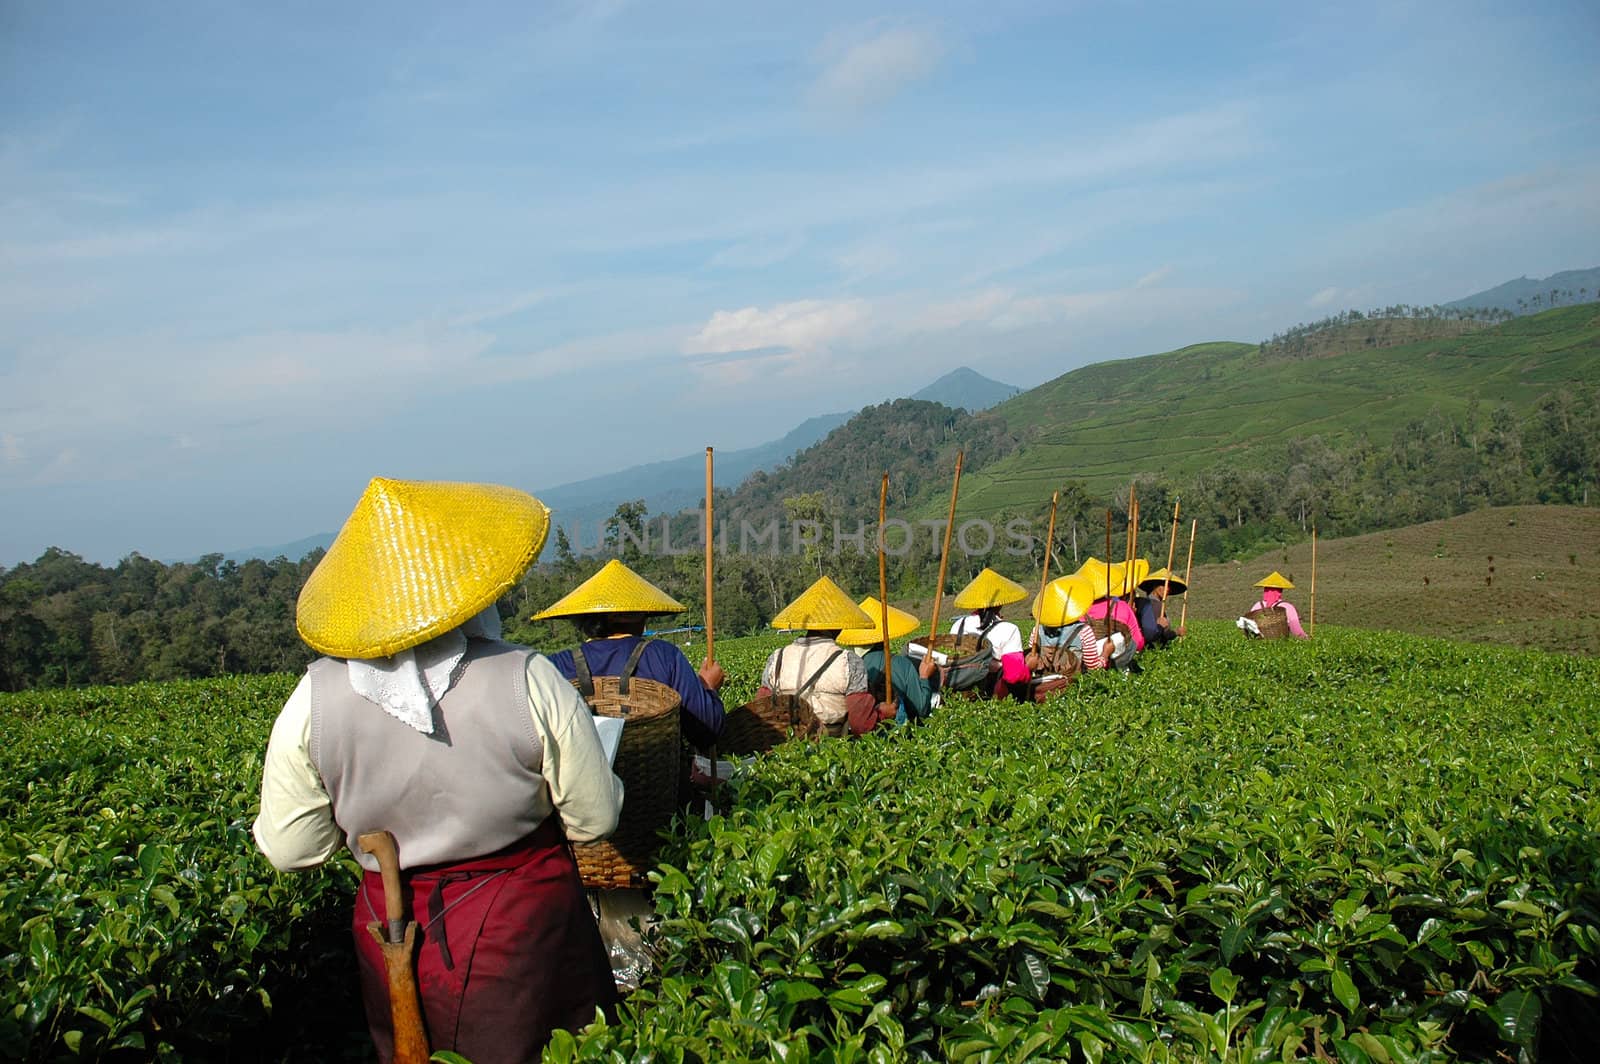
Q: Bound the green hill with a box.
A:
[951,305,1600,517]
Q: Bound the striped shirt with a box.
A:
[1030,621,1107,671]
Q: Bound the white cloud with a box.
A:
[1136,265,1175,289]
[1,433,21,466]
[1308,286,1343,307]
[682,299,871,356]
[809,24,944,114]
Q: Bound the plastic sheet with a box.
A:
[589,888,657,993]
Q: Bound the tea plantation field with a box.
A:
[4,625,1597,1061]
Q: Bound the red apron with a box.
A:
[352,818,618,1063]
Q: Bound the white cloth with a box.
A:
[950,613,1024,657]
[345,606,503,734]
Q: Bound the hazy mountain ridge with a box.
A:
[1445,267,1600,314]
[208,367,1018,563]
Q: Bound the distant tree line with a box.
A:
[1260,306,1511,359]
[2,391,1596,691]
[1513,286,1595,315]
[0,552,324,691]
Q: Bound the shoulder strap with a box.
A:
[572,644,595,699]
[797,649,845,698]
[618,638,652,696]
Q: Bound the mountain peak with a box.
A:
[908,367,1021,412]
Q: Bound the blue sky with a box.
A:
[3,0,1597,565]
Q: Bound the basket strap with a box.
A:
[618,638,652,697]
[572,644,595,700]
[796,650,844,700]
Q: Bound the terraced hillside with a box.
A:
[1186,504,1600,655]
[952,305,1600,517]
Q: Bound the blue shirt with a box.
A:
[547,636,725,749]
[859,647,934,725]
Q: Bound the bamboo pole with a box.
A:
[1178,518,1196,630]
[1104,509,1113,603]
[879,472,893,708]
[1310,525,1318,637]
[1127,493,1140,596]
[1038,491,1060,598]
[1126,483,1139,592]
[704,447,715,661]
[924,452,964,649]
[1160,499,1180,624]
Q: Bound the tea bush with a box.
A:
[3,624,1596,1061]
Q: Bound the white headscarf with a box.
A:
[345,606,503,734]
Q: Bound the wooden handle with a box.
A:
[358,830,405,942]
[367,922,430,1064]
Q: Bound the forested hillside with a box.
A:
[955,303,1600,515]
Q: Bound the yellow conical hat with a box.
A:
[1074,557,1111,596]
[532,559,685,620]
[1255,571,1295,590]
[836,596,922,646]
[951,567,1028,610]
[1032,574,1097,627]
[297,477,550,658]
[1138,567,1188,594]
[1117,558,1151,595]
[771,576,874,631]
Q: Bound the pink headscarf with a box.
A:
[1261,587,1284,607]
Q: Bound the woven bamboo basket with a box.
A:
[569,675,682,890]
[914,633,988,658]
[719,692,821,755]
[1245,606,1290,640]
[1085,616,1135,643]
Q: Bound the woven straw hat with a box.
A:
[836,596,922,647]
[952,567,1028,610]
[771,576,874,631]
[1074,557,1111,595]
[1032,574,1097,627]
[297,477,550,658]
[1106,558,1150,595]
[1139,567,1188,594]
[1254,571,1295,590]
[532,559,685,620]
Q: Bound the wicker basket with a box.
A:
[1245,606,1290,640]
[1085,616,1135,643]
[569,675,682,890]
[914,633,988,658]
[719,692,821,755]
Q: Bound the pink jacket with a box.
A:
[1250,598,1308,638]
[1086,598,1145,651]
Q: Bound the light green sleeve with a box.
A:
[253,674,344,872]
[525,654,625,843]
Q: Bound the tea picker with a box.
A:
[253,477,622,1062]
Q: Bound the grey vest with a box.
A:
[309,639,545,872]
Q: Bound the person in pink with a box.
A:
[1248,571,1309,638]
[1084,596,1145,653]
[948,568,1032,701]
